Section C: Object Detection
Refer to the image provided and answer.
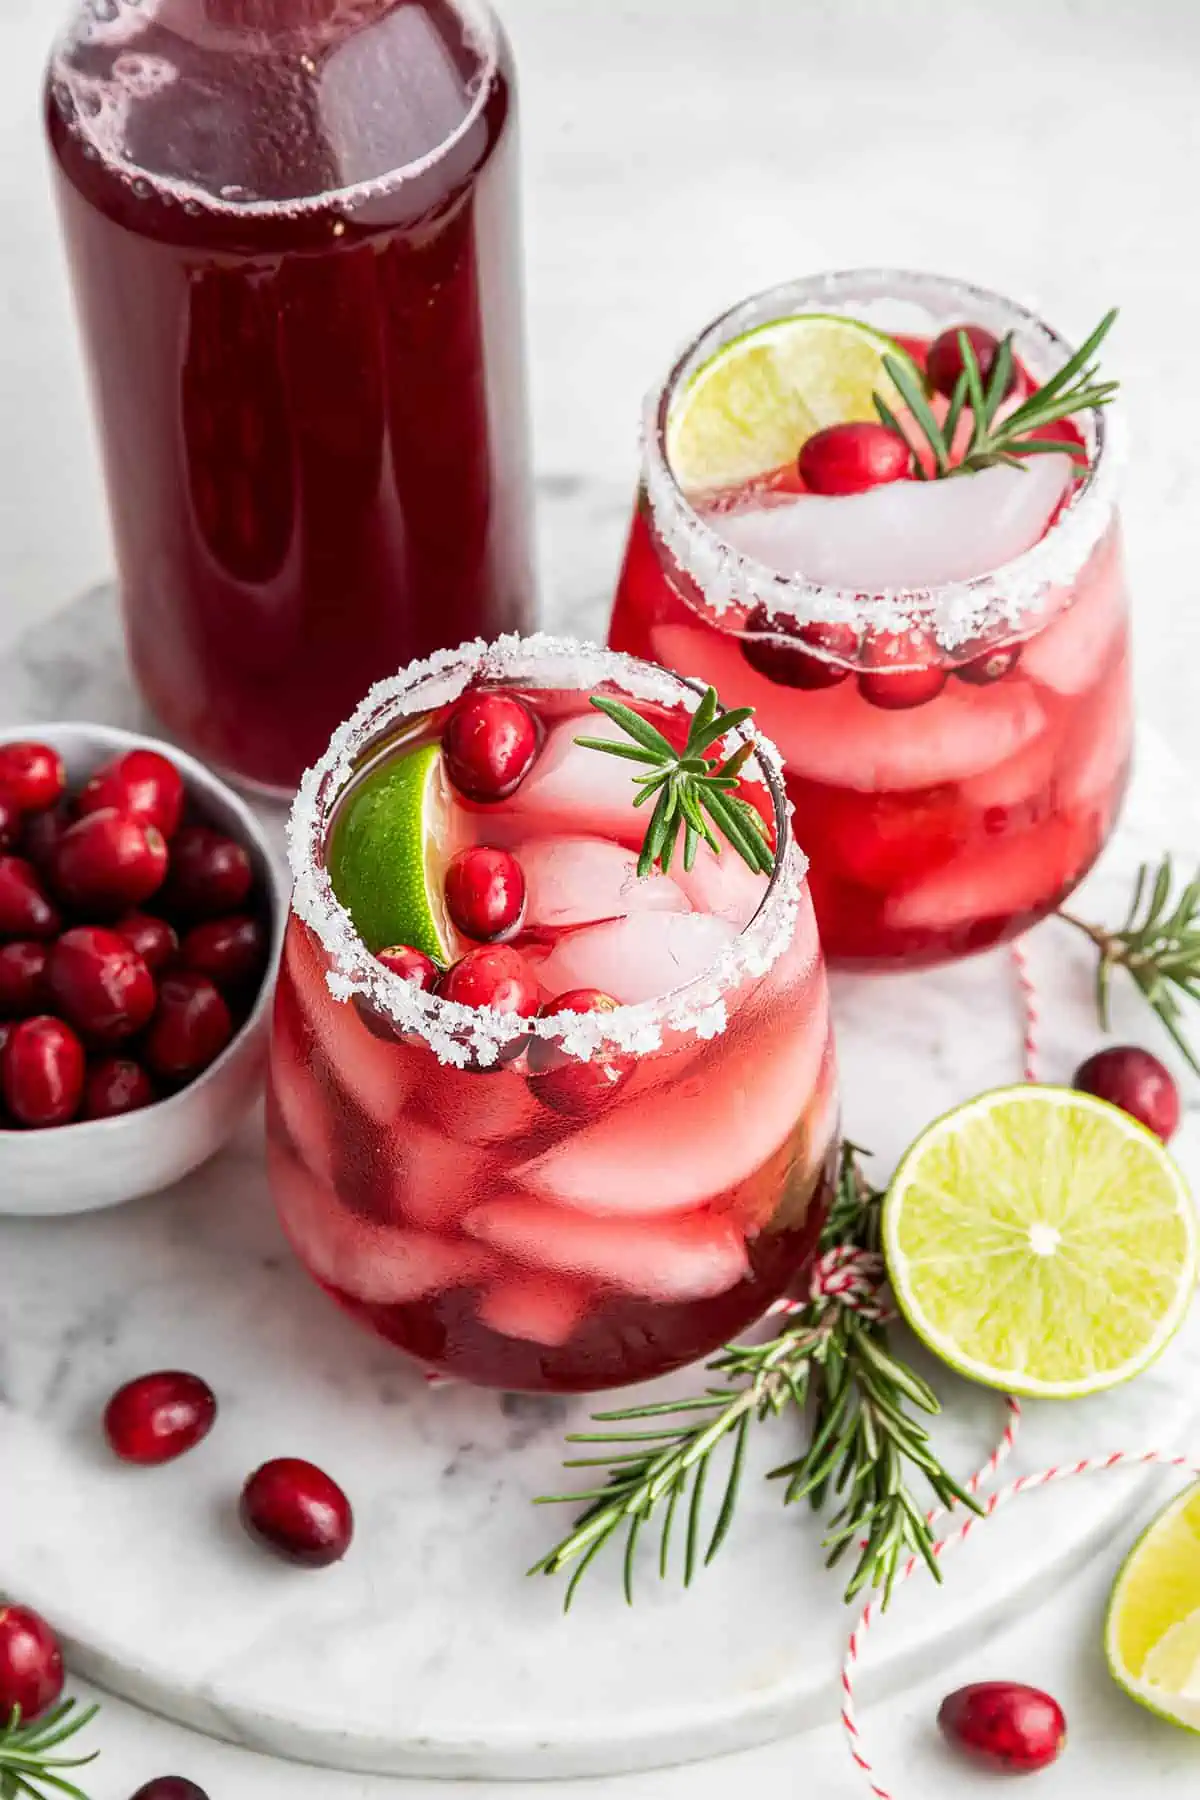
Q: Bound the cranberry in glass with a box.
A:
[957,644,1023,685]
[48,927,157,1045]
[0,941,48,1017]
[104,1371,217,1465]
[1074,1045,1180,1142]
[179,914,266,994]
[131,1781,210,1800]
[529,989,635,1117]
[78,748,185,839]
[0,1604,64,1722]
[858,631,948,710]
[443,691,538,802]
[798,420,912,495]
[445,846,525,941]
[55,809,169,912]
[2,1016,86,1127]
[438,945,541,1016]
[239,1458,354,1568]
[938,1681,1066,1773]
[83,1057,156,1120]
[162,826,253,920]
[22,804,72,876]
[376,944,439,990]
[741,609,857,689]
[927,323,1017,401]
[0,793,19,852]
[0,742,65,815]
[0,857,60,940]
[144,973,233,1082]
[115,912,179,974]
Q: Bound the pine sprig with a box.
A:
[574,687,775,879]
[1060,856,1200,1073]
[530,1147,980,1610]
[877,308,1119,479]
[0,1701,99,1800]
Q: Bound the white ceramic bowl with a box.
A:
[0,722,286,1216]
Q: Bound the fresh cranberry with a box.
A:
[798,420,912,495]
[179,915,266,994]
[21,804,72,876]
[162,826,253,920]
[82,1057,156,1120]
[443,691,539,803]
[55,809,169,913]
[956,644,1023,685]
[530,988,635,1117]
[438,944,541,1016]
[115,912,179,974]
[2,1017,85,1127]
[104,1371,217,1465]
[47,927,157,1046]
[858,632,948,710]
[927,324,1017,400]
[1074,1045,1180,1142]
[0,857,60,940]
[130,1781,210,1800]
[938,1681,1066,1773]
[376,944,440,990]
[445,846,525,941]
[0,742,65,815]
[239,1457,354,1568]
[0,1605,64,1722]
[144,972,233,1082]
[740,609,858,689]
[0,941,47,1018]
[78,748,185,839]
[0,792,20,853]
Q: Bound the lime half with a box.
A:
[883,1085,1197,1400]
[1107,1482,1200,1732]
[328,742,460,960]
[666,312,919,491]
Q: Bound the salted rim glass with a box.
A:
[641,267,1126,650]
[288,634,806,1070]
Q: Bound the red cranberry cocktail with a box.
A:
[270,636,839,1392]
[609,271,1131,969]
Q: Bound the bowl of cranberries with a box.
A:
[0,723,284,1215]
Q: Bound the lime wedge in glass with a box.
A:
[1107,1481,1200,1732]
[328,742,460,960]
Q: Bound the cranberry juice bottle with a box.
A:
[47,0,535,794]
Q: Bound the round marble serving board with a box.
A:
[2,583,1200,1781]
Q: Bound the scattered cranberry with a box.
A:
[376,944,440,990]
[144,972,233,1082]
[927,323,1017,401]
[21,804,72,876]
[798,421,912,495]
[0,793,20,853]
[0,941,48,1018]
[957,644,1023,686]
[0,742,65,816]
[445,846,525,941]
[0,1604,64,1723]
[239,1457,353,1568]
[530,988,635,1116]
[0,857,60,940]
[179,914,266,993]
[115,912,179,974]
[78,748,185,840]
[130,1781,210,1800]
[858,632,948,710]
[83,1057,156,1120]
[443,691,539,803]
[104,1371,217,1465]
[740,609,858,689]
[1074,1045,1180,1143]
[438,944,542,1017]
[55,809,168,913]
[1,1016,85,1127]
[162,826,252,920]
[47,927,156,1046]
[938,1681,1066,1774]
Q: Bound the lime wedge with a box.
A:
[1107,1483,1200,1732]
[667,312,919,491]
[328,742,459,960]
[883,1085,1197,1400]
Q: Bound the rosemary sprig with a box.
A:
[0,1700,99,1800]
[530,1147,980,1610]
[574,687,775,879]
[1060,856,1200,1074]
[876,308,1119,479]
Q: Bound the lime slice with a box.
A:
[328,742,460,960]
[666,312,919,491]
[883,1085,1197,1400]
[1106,1482,1200,1731]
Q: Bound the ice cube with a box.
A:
[670,838,769,927]
[1059,678,1133,813]
[269,984,336,1186]
[476,1274,593,1347]
[885,817,1095,934]
[465,1197,751,1302]
[285,927,414,1127]
[1020,539,1127,696]
[421,1059,540,1147]
[384,1125,493,1230]
[717,456,1073,590]
[504,712,644,842]
[535,911,740,1005]
[518,835,689,930]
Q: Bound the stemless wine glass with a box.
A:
[269,636,840,1393]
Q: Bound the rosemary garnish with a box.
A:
[875,309,1119,479]
[574,686,775,879]
[0,1700,99,1800]
[1060,856,1200,1074]
[531,1147,980,1610]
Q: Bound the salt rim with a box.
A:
[288,633,806,1070]
[642,267,1127,651]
